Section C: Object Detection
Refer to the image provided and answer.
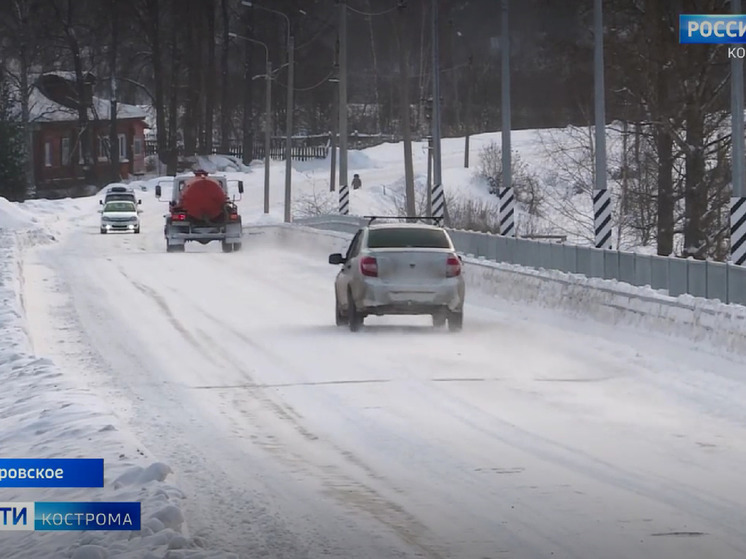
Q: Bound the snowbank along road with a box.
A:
[19,192,746,559]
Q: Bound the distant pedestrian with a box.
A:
[352,173,362,190]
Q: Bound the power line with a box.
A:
[347,62,470,79]
[276,68,336,92]
[293,12,337,51]
[345,3,398,17]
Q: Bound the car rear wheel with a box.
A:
[447,311,463,332]
[335,294,347,326]
[347,290,363,332]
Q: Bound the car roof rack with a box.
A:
[363,215,444,226]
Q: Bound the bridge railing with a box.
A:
[292,214,746,306]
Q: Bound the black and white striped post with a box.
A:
[593,0,611,249]
[593,189,612,248]
[432,182,445,220]
[731,0,746,265]
[339,183,350,215]
[499,0,514,237]
[499,186,515,236]
[338,0,349,215]
[431,0,445,221]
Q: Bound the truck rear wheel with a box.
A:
[166,243,184,253]
[222,241,241,252]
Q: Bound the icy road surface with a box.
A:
[21,205,746,559]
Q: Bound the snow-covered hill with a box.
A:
[133,126,630,248]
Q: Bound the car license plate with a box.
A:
[391,291,432,303]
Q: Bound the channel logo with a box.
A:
[680,14,746,44]
[0,502,140,531]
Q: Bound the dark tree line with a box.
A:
[0,0,602,171]
[0,0,741,260]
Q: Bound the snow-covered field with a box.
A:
[2,134,746,557]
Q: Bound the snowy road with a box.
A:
[20,201,746,558]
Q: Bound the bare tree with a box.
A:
[219,0,231,153]
[394,5,415,217]
[241,3,253,165]
[108,0,120,182]
[166,0,182,174]
[0,0,48,195]
[46,0,97,184]
[365,0,383,134]
[132,0,169,172]
[202,0,216,154]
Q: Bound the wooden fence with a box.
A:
[144,132,398,162]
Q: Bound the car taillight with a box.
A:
[446,254,461,277]
[171,212,186,221]
[360,256,378,277]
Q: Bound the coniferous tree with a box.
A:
[0,72,27,201]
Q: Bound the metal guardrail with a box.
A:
[292,214,746,306]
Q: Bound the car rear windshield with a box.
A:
[105,202,136,212]
[367,227,451,248]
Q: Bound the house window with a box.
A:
[98,136,110,161]
[61,138,70,166]
[133,137,143,157]
[118,133,127,160]
[44,141,52,167]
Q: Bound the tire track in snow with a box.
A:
[417,379,746,551]
[116,258,453,558]
[200,242,746,556]
[156,264,562,558]
[182,302,453,559]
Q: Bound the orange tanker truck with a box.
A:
[155,170,244,252]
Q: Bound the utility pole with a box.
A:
[241,6,254,167]
[593,0,611,248]
[264,59,272,213]
[338,0,349,214]
[431,0,444,220]
[731,0,746,265]
[230,31,271,213]
[464,54,473,168]
[284,33,294,222]
[499,0,514,237]
[108,0,120,183]
[330,35,339,192]
[427,136,433,215]
[424,97,433,215]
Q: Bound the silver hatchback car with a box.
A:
[329,220,465,332]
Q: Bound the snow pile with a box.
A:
[17,196,100,242]
[280,221,746,355]
[193,154,251,173]
[463,257,746,354]
[0,218,236,558]
[0,197,40,231]
[127,176,174,195]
